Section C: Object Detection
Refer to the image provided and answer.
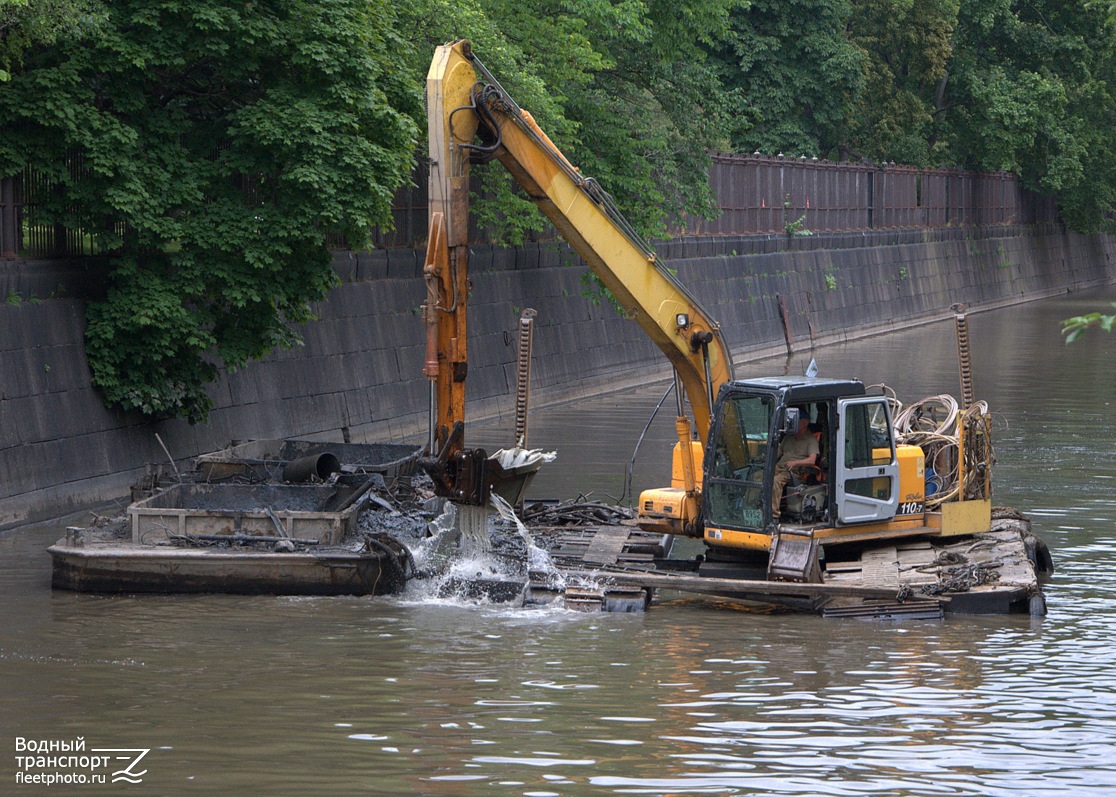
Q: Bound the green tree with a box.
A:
[398,0,740,243]
[0,0,105,81]
[712,0,865,159]
[845,0,959,165]
[556,0,740,237]
[710,0,1116,231]
[0,0,420,422]
[934,0,1116,230]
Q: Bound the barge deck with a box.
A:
[527,511,1047,617]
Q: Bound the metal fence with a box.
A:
[2,154,1060,259]
[698,155,1057,236]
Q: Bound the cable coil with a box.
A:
[889,391,994,508]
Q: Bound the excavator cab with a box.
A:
[699,378,915,554]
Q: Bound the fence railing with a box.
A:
[697,155,1057,236]
[2,154,1060,259]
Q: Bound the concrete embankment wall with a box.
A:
[2,224,1114,529]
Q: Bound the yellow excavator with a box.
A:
[420,40,996,572]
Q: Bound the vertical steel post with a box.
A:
[0,176,17,259]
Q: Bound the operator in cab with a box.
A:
[771,408,820,522]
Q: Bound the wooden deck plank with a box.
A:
[561,568,935,602]
[582,526,634,565]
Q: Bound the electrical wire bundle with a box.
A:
[889,392,993,508]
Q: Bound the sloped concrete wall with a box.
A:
[2,224,1114,529]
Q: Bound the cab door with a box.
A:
[835,397,899,524]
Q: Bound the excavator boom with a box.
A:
[425,40,733,444]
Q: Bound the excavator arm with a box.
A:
[424,40,734,513]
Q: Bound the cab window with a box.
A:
[705,395,774,530]
[844,401,892,468]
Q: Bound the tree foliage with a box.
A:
[0,0,105,82]
[0,0,420,422]
[942,0,1116,231]
[4,0,1116,422]
[713,0,865,159]
[705,0,1116,231]
[845,0,959,165]
[1062,303,1116,342]
[398,0,741,243]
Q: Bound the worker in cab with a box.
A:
[771,409,821,522]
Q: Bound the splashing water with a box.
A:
[488,492,565,592]
[398,495,565,606]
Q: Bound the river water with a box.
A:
[3,291,1115,796]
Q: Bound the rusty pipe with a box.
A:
[283,452,342,483]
